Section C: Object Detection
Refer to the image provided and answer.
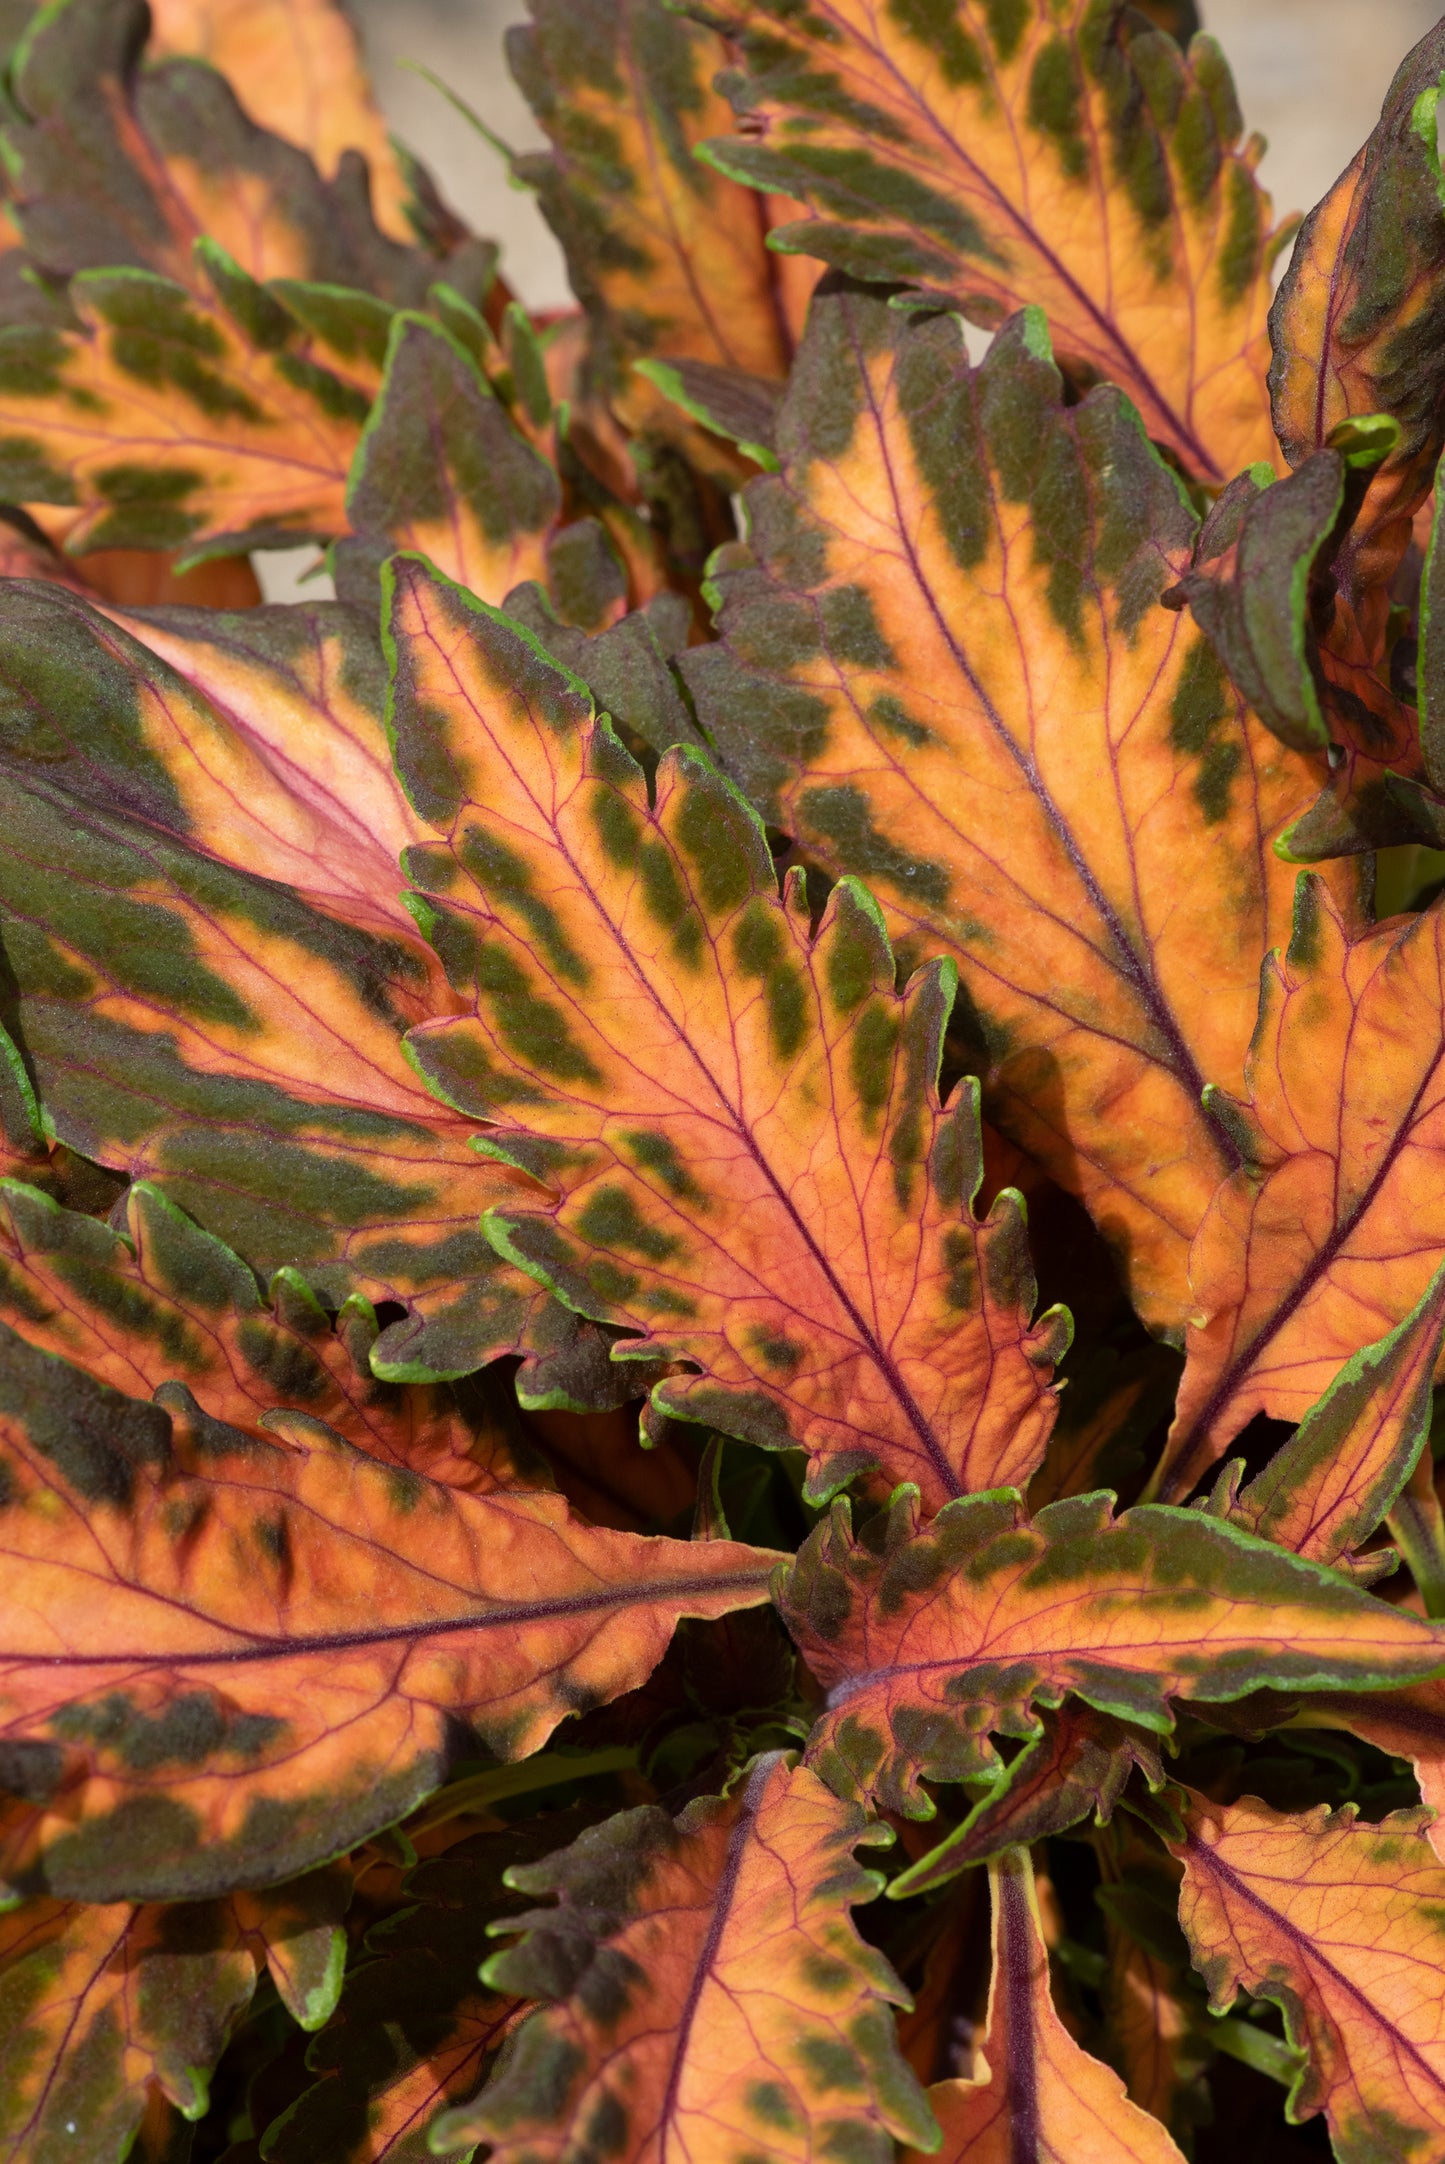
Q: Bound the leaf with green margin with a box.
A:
[0,1177,536,1494]
[779,1485,1445,1817]
[684,286,1343,1331]
[1158,876,1445,1501]
[1169,441,1434,865]
[500,577,704,770]
[508,0,812,467]
[1204,1254,1445,1578]
[887,1702,1163,1896]
[685,0,1280,485]
[345,313,561,607]
[0,580,587,1387]
[5,0,437,299]
[388,553,1070,1513]
[262,1818,598,2164]
[146,0,417,246]
[1172,1789,1445,2159]
[0,248,382,561]
[432,1753,938,2163]
[904,1847,1186,2164]
[0,1325,781,1904]
[0,1851,351,2164]
[1269,21,1445,636]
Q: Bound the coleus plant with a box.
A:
[10,3,1445,2162]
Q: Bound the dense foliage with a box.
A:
[6,0,1445,2156]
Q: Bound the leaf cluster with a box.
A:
[5,2,1445,2159]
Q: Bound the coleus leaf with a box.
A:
[0,583,587,1387]
[1173,1789,1445,2157]
[0,1853,351,2164]
[147,0,416,244]
[1205,1255,1445,1577]
[1168,442,1431,864]
[1099,1834,1213,2144]
[906,1847,1185,2163]
[345,314,562,606]
[684,285,1339,1329]
[508,0,810,429]
[6,0,431,298]
[779,1486,1445,1816]
[389,556,1070,1512]
[1159,876,1445,1500]
[0,1325,780,1903]
[685,0,1279,484]
[1269,20,1445,628]
[431,1753,939,2162]
[888,1703,1163,1895]
[0,1178,532,1494]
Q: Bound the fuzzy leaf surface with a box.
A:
[780,1488,1445,1814]
[1161,877,1445,1499]
[689,0,1278,483]
[434,1754,938,2163]
[392,556,1069,1511]
[0,1327,780,1903]
[686,288,1332,1328]
[906,1847,1184,2162]
[1173,1790,1445,2158]
[0,1858,349,2164]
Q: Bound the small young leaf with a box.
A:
[1173,1789,1445,2156]
[906,1848,1185,2162]
[0,1328,781,1903]
[1160,878,1445,1499]
[1215,1255,1445,1570]
[346,315,561,605]
[889,1704,1162,1895]
[686,0,1279,484]
[780,1488,1445,1814]
[685,286,1337,1330]
[433,1753,938,2162]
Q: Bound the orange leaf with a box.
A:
[686,286,1342,1329]
[780,1487,1445,1815]
[905,1848,1184,2162]
[0,1848,351,2162]
[1161,877,1445,1499]
[147,0,415,243]
[0,1326,781,1902]
[689,0,1280,484]
[432,1754,939,2162]
[0,1178,530,1494]
[1173,1789,1445,2156]
[390,555,1070,1511]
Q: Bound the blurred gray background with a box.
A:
[347,0,1445,310]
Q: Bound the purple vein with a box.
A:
[7,1567,777,1668]
[841,308,1239,1178]
[1162,1042,1443,1500]
[997,1858,1042,2164]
